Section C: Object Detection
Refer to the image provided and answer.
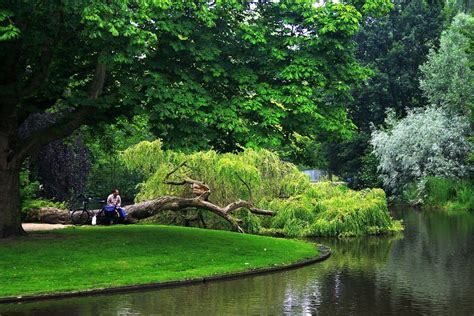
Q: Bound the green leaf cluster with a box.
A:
[2,0,394,154]
[0,9,20,41]
[20,167,66,212]
[83,115,154,200]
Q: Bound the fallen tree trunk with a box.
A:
[23,196,275,233]
[125,196,274,232]
[23,207,70,224]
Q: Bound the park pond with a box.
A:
[1,208,473,315]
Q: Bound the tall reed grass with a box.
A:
[422,177,474,211]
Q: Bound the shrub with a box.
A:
[264,183,401,237]
[21,199,67,213]
[371,107,472,196]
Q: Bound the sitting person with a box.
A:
[106,189,127,222]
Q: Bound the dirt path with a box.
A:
[22,223,72,232]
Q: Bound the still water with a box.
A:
[1,209,473,315]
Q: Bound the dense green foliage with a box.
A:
[19,168,39,208]
[420,13,474,116]
[0,225,317,298]
[83,115,154,200]
[266,182,402,237]
[324,0,447,186]
[141,1,373,152]
[123,141,402,237]
[0,0,392,152]
[351,0,446,129]
[19,168,65,212]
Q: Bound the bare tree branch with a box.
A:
[164,161,187,180]
[236,174,253,202]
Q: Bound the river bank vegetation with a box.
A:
[369,13,474,210]
[403,177,474,211]
[0,225,318,298]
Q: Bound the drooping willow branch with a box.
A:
[123,162,275,232]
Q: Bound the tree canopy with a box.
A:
[322,0,447,185]
[0,0,393,237]
[420,13,474,116]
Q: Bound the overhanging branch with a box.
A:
[13,107,94,164]
[13,56,107,164]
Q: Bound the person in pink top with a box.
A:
[106,189,127,221]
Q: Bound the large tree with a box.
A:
[350,0,446,129]
[324,0,446,186]
[0,0,391,237]
[420,13,474,116]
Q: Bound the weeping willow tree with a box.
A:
[121,140,402,237]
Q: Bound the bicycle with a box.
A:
[70,194,119,225]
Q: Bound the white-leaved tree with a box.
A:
[419,13,474,115]
[371,107,472,196]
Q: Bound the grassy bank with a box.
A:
[0,225,318,298]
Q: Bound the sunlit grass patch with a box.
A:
[0,225,317,298]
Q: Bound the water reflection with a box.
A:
[1,209,473,315]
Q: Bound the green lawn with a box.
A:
[0,225,318,298]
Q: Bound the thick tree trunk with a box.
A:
[0,159,25,237]
[0,96,25,238]
[0,48,107,239]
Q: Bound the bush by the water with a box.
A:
[371,107,471,196]
[266,182,402,237]
[403,177,474,211]
[122,140,402,237]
